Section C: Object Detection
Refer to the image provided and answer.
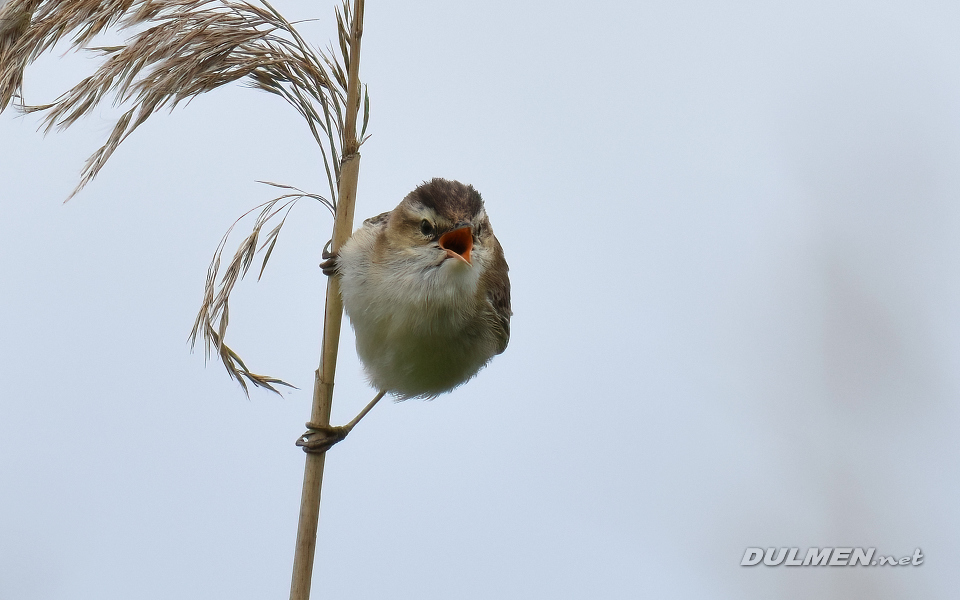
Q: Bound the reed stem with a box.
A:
[288,1,365,598]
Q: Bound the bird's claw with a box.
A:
[320,243,339,276]
[296,422,350,454]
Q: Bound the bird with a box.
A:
[298,178,511,452]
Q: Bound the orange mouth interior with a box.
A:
[439,226,473,264]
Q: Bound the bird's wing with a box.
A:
[363,211,391,229]
[485,237,512,355]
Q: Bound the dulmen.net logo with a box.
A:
[741,547,924,567]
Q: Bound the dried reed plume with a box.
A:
[0,0,368,393]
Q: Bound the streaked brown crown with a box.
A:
[406,178,485,223]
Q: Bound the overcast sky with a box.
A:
[2,0,958,598]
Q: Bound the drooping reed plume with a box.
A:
[0,0,367,393]
[3,4,368,597]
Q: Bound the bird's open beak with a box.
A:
[439,226,473,264]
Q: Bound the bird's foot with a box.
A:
[319,242,338,276]
[294,391,386,453]
[296,421,351,454]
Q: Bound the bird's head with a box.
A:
[383,178,497,277]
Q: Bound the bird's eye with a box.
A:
[420,219,434,237]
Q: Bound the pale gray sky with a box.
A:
[2,1,958,598]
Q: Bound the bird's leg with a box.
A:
[296,390,387,454]
[319,240,338,276]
